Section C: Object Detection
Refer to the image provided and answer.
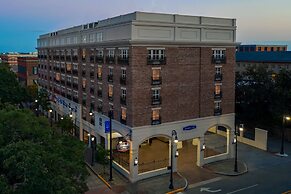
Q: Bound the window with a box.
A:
[97,49,103,57]
[215,67,222,74]
[271,47,274,51]
[96,32,103,42]
[258,47,261,51]
[215,101,221,110]
[119,49,128,59]
[121,107,126,120]
[81,35,87,43]
[152,88,160,100]
[66,63,72,71]
[82,49,86,61]
[121,69,126,79]
[152,109,160,120]
[82,79,86,89]
[152,68,161,80]
[109,68,113,76]
[97,66,102,79]
[121,88,126,99]
[215,84,221,95]
[148,49,165,60]
[108,85,113,98]
[212,49,225,59]
[108,49,115,57]
[89,34,95,42]
[32,67,38,75]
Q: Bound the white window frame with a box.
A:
[148,49,165,60]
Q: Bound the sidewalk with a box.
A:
[87,162,187,194]
[204,159,248,176]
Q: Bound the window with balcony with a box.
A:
[152,68,161,85]
[108,68,113,82]
[120,107,127,125]
[152,108,161,125]
[214,84,222,99]
[120,69,126,85]
[118,49,129,64]
[214,101,222,115]
[106,49,115,64]
[212,49,226,64]
[147,49,166,65]
[215,66,222,81]
[97,66,102,81]
[108,85,113,101]
[96,49,104,63]
[120,88,126,105]
[152,88,161,105]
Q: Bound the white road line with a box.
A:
[188,177,223,189]
[226,184,258,194]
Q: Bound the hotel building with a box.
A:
[37,12,237,182]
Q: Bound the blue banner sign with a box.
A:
[183,125,196,131]
[56,96,77,112]
[105,121,110,133]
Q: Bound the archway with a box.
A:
[138,136,170,174]
[111,132,130,171]
[204,125,229,158]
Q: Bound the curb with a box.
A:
[85,162,112,189]
[212,161,248,176]
[166,172,188,194]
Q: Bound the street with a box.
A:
[184,137,291,194]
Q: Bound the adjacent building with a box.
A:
[37,12,237,182]
[0,52,37,73]
[17,56,38,86]
[237,44,287,52]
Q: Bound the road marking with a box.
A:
[226,184,258,194]
[200,187,222,193]
[188,177,222,189]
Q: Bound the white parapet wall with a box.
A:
[238,128,268,151]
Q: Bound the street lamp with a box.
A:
[169,130,178,190]
[91,136,95,166]
[134,157,138,166]
[234,123,244,172]
[280,116,290,156]
[49,109,53,127]
[109,110,113,181]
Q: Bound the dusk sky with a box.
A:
[1,0,291,52]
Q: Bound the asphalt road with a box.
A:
[184,155,291,194]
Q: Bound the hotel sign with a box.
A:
[183,125,196,131]
[55,96,78,113]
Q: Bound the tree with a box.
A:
[0,106,88,193]
[0,67,28,105]
[95,144,109,175]
[57,115,74,135]
[36,88,50,112]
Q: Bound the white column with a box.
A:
[227,128,235,158]
[196,137,205,167]
[129,141,139,182]
[172,142,178,172]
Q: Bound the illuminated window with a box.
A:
[121,107,126,120]
[152,68,161,80]
[215,84,221,95]
[82,79,86,89]
[152,109,160,120]
[108,85,113,97]
[66,63,72,71]
[97,66,102,79]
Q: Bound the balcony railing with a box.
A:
[108,75,113,83]
[151,117,161,125]
[95,56,104,63]
[120,116,127,125]
[212,56,226,64]
[151,77,162,85]
[152,97,161,105]
[120,77,126,85]
[215,73,223,81]
[118,57,129,65]
[120,96,126,105]
[214,92,223,100]
[214,108,222,116]
[147,57,166,65]
[106,56,115,64]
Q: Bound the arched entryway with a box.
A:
[138,136,170,174]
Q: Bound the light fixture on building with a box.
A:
[175,150,179,157]
[201,143,206,151]
[91,137,95,142]
[69,112,73,118]
[49,109,52,113]
[233,138,237,144]
[134,157,138,166]
[239,124,244,132]
[60,117,64,120]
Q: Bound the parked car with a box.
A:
[116,140,130,152]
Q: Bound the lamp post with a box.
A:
[49,109,53,127]
[91,136,95,166]
[109,110,113,181]
[169,130,178,190]
[280,116,290,156]
[234,123,244,172]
